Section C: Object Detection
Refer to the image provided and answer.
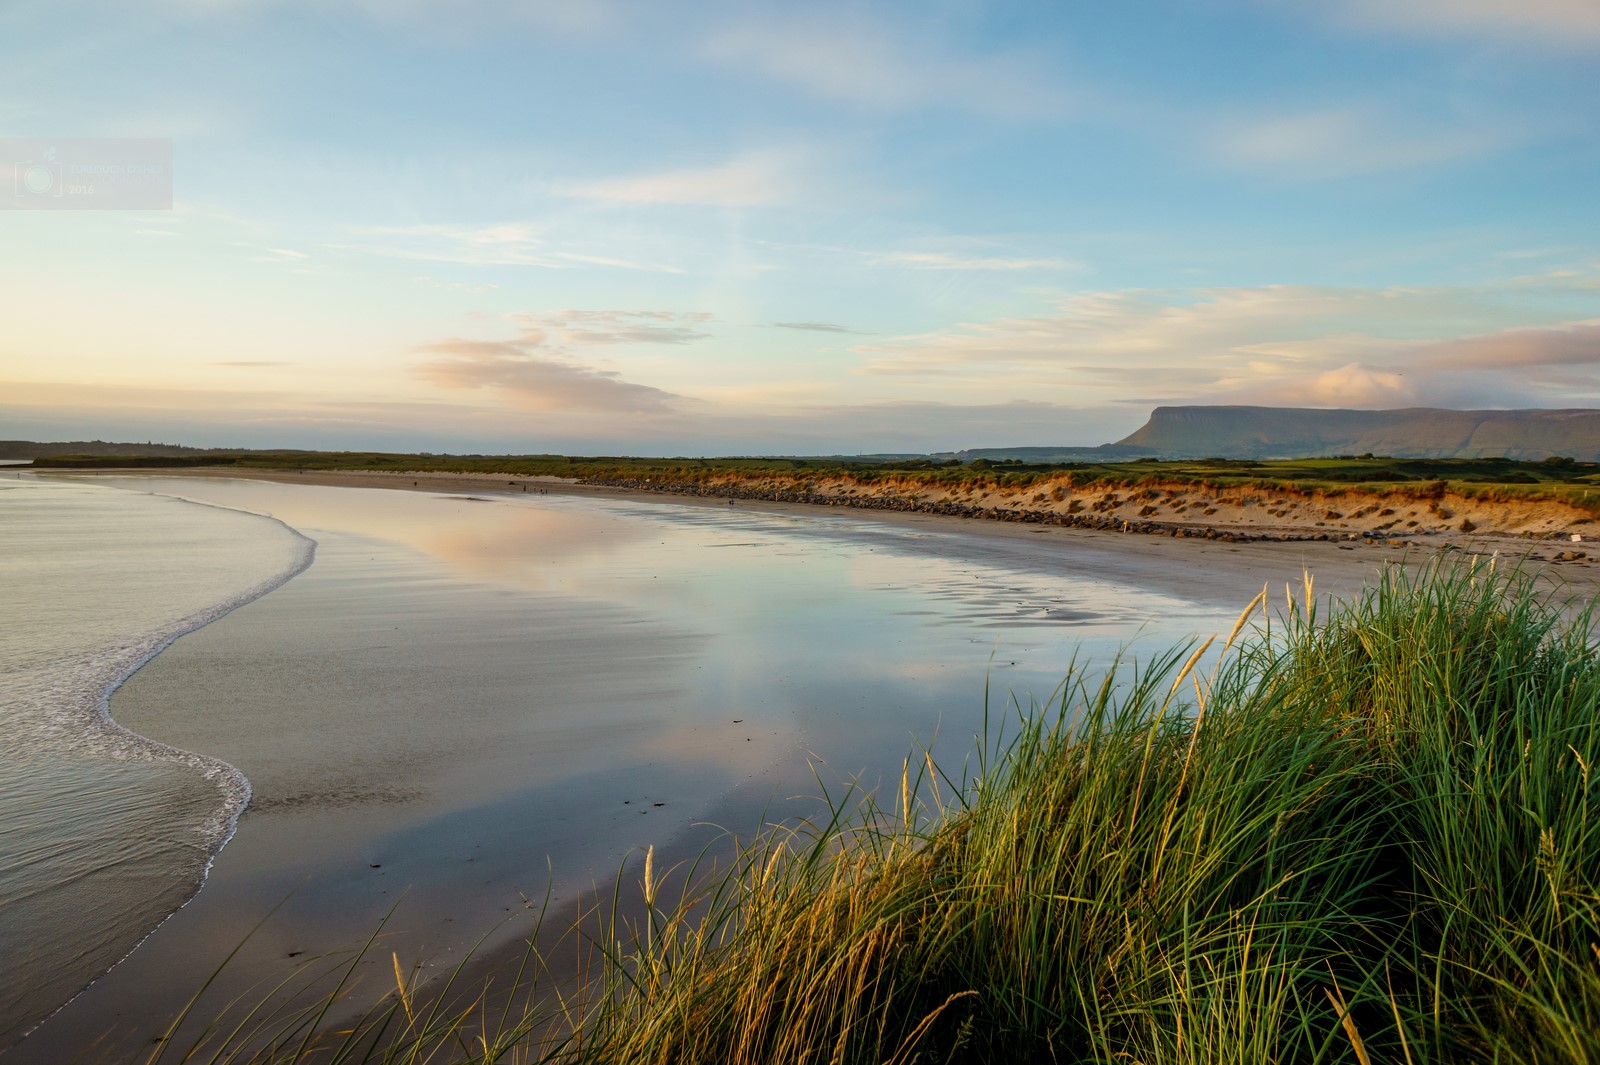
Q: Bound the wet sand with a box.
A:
[49,465,1448,598]
[12,470,1594,1060]
[11,486,724,1059]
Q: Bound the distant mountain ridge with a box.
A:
[1108,407,1600,461]
[9,406,1600,464]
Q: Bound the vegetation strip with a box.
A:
[580,474,1365,543]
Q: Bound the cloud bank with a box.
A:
[854,273,1600,411]
[414,310,712,414]
[700,11,1072,119]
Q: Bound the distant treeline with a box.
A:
[30,454,240,468]
[0,440,255,459]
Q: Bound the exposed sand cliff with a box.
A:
[45,465,1599,563]
[586,472,1600,560]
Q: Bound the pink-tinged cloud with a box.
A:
[1413,321,1600,369]
[413,309,711,413]
[1333,0,1600,48]
[415,339,684,414]
[1241,362,1417,407]
[852,273,1600,410]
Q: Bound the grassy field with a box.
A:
[137,559,1600,1064]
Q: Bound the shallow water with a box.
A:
[9,475,1244,1057]
[87,478,1228,783]
[0,477,310,1045]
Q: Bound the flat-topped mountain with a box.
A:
[1111,407,1600,461]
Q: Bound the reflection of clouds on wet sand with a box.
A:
[76,478,1248,804]
[19,474,1252,1063]
[89,476,650,585]
[415,503,642,587]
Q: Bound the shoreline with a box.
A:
[0,481,316,1049]
[48,464,1600,586]
[18,466,1598,1059]
[10,470,1306,1059]
[36,460,1600,547]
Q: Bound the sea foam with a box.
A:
[0,477,313,1043]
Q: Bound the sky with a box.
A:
[2,0,1598,455]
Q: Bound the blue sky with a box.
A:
[2,0,1597,454]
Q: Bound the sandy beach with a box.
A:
[73,464,1600,598]
[12,469,1597,1061]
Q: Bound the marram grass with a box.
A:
[138,558,1600,1064]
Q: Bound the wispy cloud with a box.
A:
[150,0,623,36]
[772,321,860,334]
[873,251,1080,272]
[1213,105,1510,178]
[558,149,814,208]
[364,223,544,245]
[334,223,682,272]
[1497,247,1573,262]
[859,286,1430,374]
[337,222,552,266]
[416,339,685,414]
[1330,0,1600,49]
[232,245,315,268]
[412,309,710,414]
[212,360,293,367]
[1413,320,1600,370]
[854,271,1600,410]
[701,11,1072,119]
[508,310,713,346]
[413,275,501,292]
[547,251,683,273]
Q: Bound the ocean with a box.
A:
[0,476,310,1045]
